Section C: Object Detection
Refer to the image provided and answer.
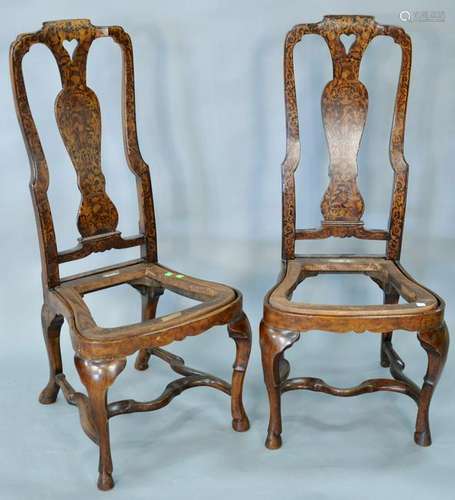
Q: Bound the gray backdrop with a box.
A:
[1,1,454,499]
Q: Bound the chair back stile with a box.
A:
[10,19,158,289]
[281,15,412,260]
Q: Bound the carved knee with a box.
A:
[260,321,300,449]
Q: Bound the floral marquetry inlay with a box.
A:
[281,15,411,259]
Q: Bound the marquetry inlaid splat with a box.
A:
[320,77,367,224]
[319,18,374,225]
[55,86,119,238]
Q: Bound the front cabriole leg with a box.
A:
[228,311,252,432]
[414,322,449,446]
[39,303,64,404]
[260,321,300,449]
[75,356,126,491]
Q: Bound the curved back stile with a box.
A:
[281,15,412,261]
[9,19,157,289]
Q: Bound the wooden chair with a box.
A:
[260,15,449,450]
[10,19,251,491]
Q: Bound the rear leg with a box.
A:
[380,288,400,367]
[39,303,64,404]
[134,286,163,370]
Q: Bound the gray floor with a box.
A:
[1,238,454,500]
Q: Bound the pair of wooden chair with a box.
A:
[10,16,448,491]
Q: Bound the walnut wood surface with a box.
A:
[260,15,448,452]
[10,19,251,490]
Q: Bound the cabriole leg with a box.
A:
[75,356,126,491]
[380,288,400,367]
[135,287,163,370]
[39,303,64,404]
[415,322,449,446]
[228,311,252,432]
[260,321,300,449]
